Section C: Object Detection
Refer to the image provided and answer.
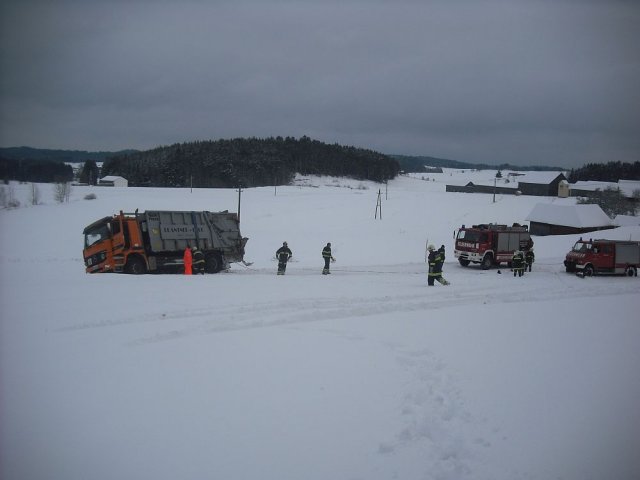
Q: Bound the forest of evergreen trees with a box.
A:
[101,137,400,188]
[567,161,640,183]
[0,157,73,183]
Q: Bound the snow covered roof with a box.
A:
[570,180,618,191]
[526,203,612,228]
[618,180,640,197]
[614,214,640,227]
[516,171,566,185]
[100,175,127,181]
[570,180,640,198]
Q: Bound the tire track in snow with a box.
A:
[54,271,639,347]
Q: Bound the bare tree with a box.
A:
[53,182,72,203]
[577,186,635,218]
[31,183,41,205]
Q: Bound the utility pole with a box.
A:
[237,185,243,223]
[375,189,382,219]
[493,176,497,203]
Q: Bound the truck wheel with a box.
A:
[625,266,637,277]
[205,254,222,273]
[481,255,493,270]
[125,256,147,274]
[458,258,470,267]
[584,265,595,277]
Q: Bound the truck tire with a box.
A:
[481,254,493,270]
[458,258,470,267]
[205,254,223,274]
[125,256,147,274]
[625,266,637,277]
[584,264,595,277]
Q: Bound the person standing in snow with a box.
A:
[322,242,335,275]
[427,245,438,286]
[512,250,525,277]
[428,244,449,286]
[192,246,205,274]
[276,241,292,275]
[525,249,535,272]
[183,245,193,275]
[435,245,450,284]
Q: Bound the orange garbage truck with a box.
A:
[83,210,248,274]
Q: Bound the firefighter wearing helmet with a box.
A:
[427,244,450,286]
[276,241,292,275]
[191,245,205,274]
[512,250,525,277]
[322,242,335,275]
[427,245,438,286]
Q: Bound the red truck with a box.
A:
[454,223,533,270]
[564,238,640,277]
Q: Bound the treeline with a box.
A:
[0,147,136,163]
[568,161,640,183]
[0,157,73,183]
[102,136,400,187]
[393,155,565,173]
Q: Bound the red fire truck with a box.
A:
[564,238,640,277]
[454,223,533,270]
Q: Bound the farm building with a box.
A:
[569,180,640,199]
[98,175,128,187]
[446,172,567,197]
[525,203,613,236]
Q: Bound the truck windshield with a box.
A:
[572,242,591,252]
[457,230,488,243]
[85,223,111,248]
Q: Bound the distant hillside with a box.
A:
[567,161,640,182]
[0,147,137,163]
[393,154,565,173]
[102,137,400,188]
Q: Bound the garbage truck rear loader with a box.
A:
[83,210,248,274]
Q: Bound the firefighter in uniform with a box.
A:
[512,250,525,277]
[525,249,535,272]
[192,246,205,274]
[322,242,335,275]
[427,245,437,286]
[435,245,450,285]
[428,244,450,286]
[276,241,292,275]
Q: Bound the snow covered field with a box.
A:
[1,170,639,480]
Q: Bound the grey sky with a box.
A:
[1,0,639,167]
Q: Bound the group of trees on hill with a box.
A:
[393,155,564,173]
[101,137,400,188]
[0,157,73,183]
[102,137,400,187]
[567,161,640,183]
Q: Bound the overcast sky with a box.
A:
[1,0,639,167]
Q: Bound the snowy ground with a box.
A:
[1,170,639,480]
